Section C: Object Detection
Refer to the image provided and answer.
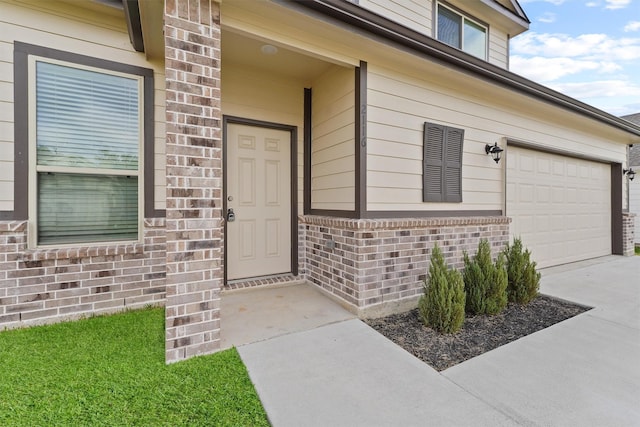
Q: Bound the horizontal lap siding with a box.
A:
[367,68,502,211]
[489,28,508,68]
[221,66,305,215]
[0,0,167,212]
[311,65,355,211]
[366,63,627,212]
[357,0,432,36]
[0,37,13,211]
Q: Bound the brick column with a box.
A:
[622,212,636,256]
[164,0,223,363]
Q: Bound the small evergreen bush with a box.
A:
[462,239,508,315]
[503,237,540,305]
[418,244,466,334]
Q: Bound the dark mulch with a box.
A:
[366,295,590,371]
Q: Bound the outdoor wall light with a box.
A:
[623,168,635,181]
[260,44,278,55]
[485,143,503,164]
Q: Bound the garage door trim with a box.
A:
[506,138,620,165]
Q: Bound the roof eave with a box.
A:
[122,0,144,53]
[287,0,640,139]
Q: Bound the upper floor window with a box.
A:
[437,3,487,60]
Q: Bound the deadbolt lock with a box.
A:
[226,208,236,222]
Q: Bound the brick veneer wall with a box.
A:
[164,0,223,363]
[300,215,511,318]
[622,212,636,255]
[0,219,166,328]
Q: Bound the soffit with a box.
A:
[222,29,334,83]
[448,0,529,36]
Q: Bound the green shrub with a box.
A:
[462,239,508,315]
[418,243,466,334]
[503,237,541,305]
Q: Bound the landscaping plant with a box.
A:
[462,238,508,315]
[419,243,466,334]
[503,237,541,305]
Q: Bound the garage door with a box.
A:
[506,146,611,268]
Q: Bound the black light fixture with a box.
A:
[623,168,635,181]
[485,143,503,164]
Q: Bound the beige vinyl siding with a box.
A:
[222,0,629,214]
[153,64,166,212]
[0,37,12,211]
[488,27,508,68]
[366,61,627,212]
[0,0,166,212]
[357,0,432,36]
[311,65,355,211]
[221,65,305,215]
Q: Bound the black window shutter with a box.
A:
[423,122,464,203]
[423,123,444,202]
[444,127,463,202]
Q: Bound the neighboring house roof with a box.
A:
[622,113,640,166]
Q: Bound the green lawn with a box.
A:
[0,308,269,426]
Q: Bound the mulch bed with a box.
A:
[365,295,590,371]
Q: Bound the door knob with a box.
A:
[226,208,236,222]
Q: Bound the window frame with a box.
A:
[13,42,157,249]
[435,2,488,60]
[28,56,144,248]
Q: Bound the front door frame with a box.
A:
[222,115,298,284]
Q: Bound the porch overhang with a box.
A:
[123,0,165,60]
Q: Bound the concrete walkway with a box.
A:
[238,256,640,427]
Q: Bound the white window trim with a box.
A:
[435,2,489,60]
[27,55,145,249]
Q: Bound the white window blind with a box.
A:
[437,6,461,49]
[437,4,487,60]
[36,62,139,169]
[35,61,141,245]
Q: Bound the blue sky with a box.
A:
[510,0,640,117]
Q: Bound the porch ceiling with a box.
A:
[222,30,334,83]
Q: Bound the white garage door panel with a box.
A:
[507,147,611,268]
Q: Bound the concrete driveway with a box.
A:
[238,256,640,426]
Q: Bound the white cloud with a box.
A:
[604,0,631,9]
[510,56,621,82]
[547,80,640,99]
[586,1,599,6]
[624,21,640,32]
[511,32,640,62]
[538,12,556,23]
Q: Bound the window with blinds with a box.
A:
[436,3,487,60]
[423,122,464,203]
[32,59,142,245]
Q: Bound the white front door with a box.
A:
[227,123,291,280]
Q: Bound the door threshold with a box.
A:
[224,273,303,292]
